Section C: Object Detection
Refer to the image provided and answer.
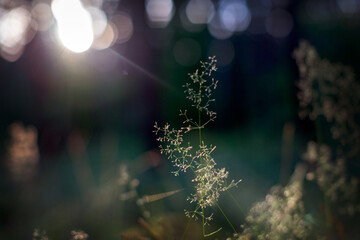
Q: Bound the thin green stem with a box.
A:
[226,190,245,217]
[204,227,223,237]
[202,207,205,237]
[215,201,238,234]
[181,218,192,240]
[199,110,202,147]
[198,81,206,237]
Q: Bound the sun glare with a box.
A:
[51,0,94,53]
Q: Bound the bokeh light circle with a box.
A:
[52,0,94,53]
[111,12,133,44]
[146,0,174,28]
[219,0,251,32]
[92,22,116,50]
[186,0,215,24]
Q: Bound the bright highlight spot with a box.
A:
[51,0,94,53]
[146,0,174,28]
[0,7,31,49]
[0,7,31,61]
[219,0,251,32]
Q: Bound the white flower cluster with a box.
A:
[189,143,239,209]
[154,122,193,176]
[238,181,312,240]
[184,56,218,117]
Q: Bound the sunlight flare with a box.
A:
[51,0,94,53]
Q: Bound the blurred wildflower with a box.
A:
[70,230,88,240]
[118,163,131,187]
[303,142,360,216]
[238,180,313,240]
[118,163,150,218]
[154,57,240,225]
[7,122,39,182]
[294,40,360,157]
[33,229,88,240]
[118,164,140,201]
[32,229,48,240]
[295,41,360,216]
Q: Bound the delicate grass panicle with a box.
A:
[154,57,240,226]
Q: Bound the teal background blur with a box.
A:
[1,0,360,239]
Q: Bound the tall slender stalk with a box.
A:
[154,57,240,236]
